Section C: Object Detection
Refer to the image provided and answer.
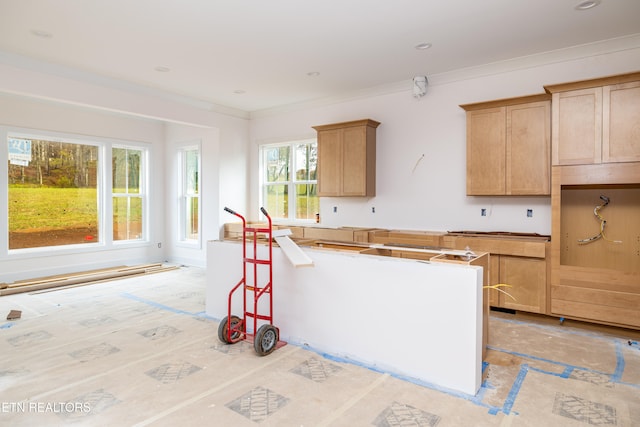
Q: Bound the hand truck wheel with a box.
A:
[254,324,278,356]
[218,315,245,344]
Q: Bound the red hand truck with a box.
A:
[218,207,283,356]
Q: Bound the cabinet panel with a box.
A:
[466,107,506,195]
[316,129,342,196]
[603,81,640,163]
[342,126,368,196]
[507,101,550,194]
[552,88,602,165]
[499,256,546,313]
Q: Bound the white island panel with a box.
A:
[206,240,484,395]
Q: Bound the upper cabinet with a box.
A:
[461,94,551,196]
[544,72,640,166]
[312,119,380,197]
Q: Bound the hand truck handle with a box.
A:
[260,207,269,217]
[224,207,237,215]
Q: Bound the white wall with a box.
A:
[248,40,640,235]
[1,37,639,280]
[0,94,166,282]
[164,117,249,268]
[0,59,251,278]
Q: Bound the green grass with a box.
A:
[8,186,98,231]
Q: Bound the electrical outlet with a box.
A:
[481,208,487,217]
[333,206,337,213]
[527,209,533,218]
[371,207,376,213]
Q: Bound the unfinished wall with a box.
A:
[0,54,252,276]
[164,118,249,268]
[0,94,166,282]
[248,37,640,235]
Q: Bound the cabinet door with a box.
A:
[506,101,550,195]
[603,81,640,163]
[466,107,506,195]
[317,129,342,196]
[341,126,368,196]
[500,256,546,313]
[552,88,602,165]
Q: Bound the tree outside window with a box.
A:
[7,135,149,251]
[262,140,318,221]
[7,137,99,249]
[112,147,145,241]
[179,146,200,243]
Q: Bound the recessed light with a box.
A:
[30,29,53,38]
[233,89,246,95]
[154,66,171,72]
[414,42,432,50]
[307,71,320,77]
[575,0,600,10]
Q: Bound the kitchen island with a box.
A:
[206,239,487,395]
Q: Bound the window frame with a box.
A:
[177,143,201,248]
[3,126,151,258]
[260,138,318,223]
[111,144,149,244]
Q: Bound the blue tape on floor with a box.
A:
[491,342,640,391]
[291,341,505,415]
[1,322,14,329]
[561,366,574,378]
[502,364,528,415]
[121,292,208,318]
[487,345,611,378]
[611,340,625,382]
[492,316,614,341]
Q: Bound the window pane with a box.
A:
[185,149,199,195]
[179,147,199,242]
[295,184,318,220]
[264,184,288,219]
[113,196,143,241]
[112,147,142,194]
[295,143,317,181]
[184,196,198,240]
[8,138,99,249]
[265,146,290,183]
[112,148,126,193]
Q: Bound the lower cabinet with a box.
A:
[489,255,547,314]
[442,234,549,315]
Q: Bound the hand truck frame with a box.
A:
[217,206,284,356]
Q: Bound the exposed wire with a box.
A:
[484,283,516,301]
[412,154,425,174]
[577,195,622,244]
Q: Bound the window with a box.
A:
[112,146,145,241]
[8,137,99,249]
[261,139,318,221]
[179,146,200,243]
[6,133,148,251]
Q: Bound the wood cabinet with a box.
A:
[492,255,547,313]
[442,233,550,314]
[461,94,551,196]
[550,164,640,329]
[547,72,640,330]
[312,119,380,197]
[545,72,640,165]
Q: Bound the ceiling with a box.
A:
[1,0,640,114]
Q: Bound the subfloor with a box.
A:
[0,266,638,426]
